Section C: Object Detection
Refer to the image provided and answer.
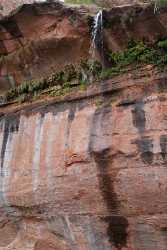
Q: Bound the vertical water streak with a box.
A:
[32,115,44,197]
[90,10,104,71]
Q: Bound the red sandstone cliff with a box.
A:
[0,2,166,250]
[0,1,91,93]
[0,1,166,93]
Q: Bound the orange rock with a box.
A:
[0,68,167,249]
[0,2,166,250]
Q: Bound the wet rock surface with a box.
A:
[0,1,166,93]
[0,69,166,249]
[0,1,167,250]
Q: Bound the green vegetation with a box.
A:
[5,61,101,103]
[153,0,167,12]
[4,39,167,104]
[157,39,167,49]
[100,39,167,80]
[154,0,167,7]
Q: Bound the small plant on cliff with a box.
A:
[5,61,92,103]
[4,39,167,104]
[5,77,48,101]
[157,39,167,49]
[153,0,167,12]
[108,41,157,66]
[100,39,167,80]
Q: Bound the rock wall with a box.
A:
[93,0,149,8]
[0,2,166,94]
[0,0,151,15]
[0,1,90,93]
[0,0,35,15]
[0,2,167,250]
[0,68,167,249]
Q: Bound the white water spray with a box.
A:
[90,10,104,71]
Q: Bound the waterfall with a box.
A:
[90,10,104,70]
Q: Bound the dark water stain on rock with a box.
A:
[0,19,22,38]
[160,135,167,161]
[0,41,7,55]
[22,97,88,118]
[103,216,128,249]
[135,136,154,164]
[93,149,119,214]
[0,113,20,172]
[67,103,76,123]
[65,103,77,149]
[132,102,146,133]
[89,104,119,213]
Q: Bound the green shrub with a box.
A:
[154,0,167,7]
[157,39,167,48]
[108,41,157,66]
[5,39,167,103]
[5,62,91,103]
[100,39,167,80]
[153,0,167,12]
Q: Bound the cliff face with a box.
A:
[0,1,90,93]
[0,2,167,250]
[0,0,152,14]
[0,2,166,94]
[1,68,167,250]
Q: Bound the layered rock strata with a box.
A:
[0,2,167,92]
[0,1,90,93]
[0,68,167,249]
[0,1,167,250]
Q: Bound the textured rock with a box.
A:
[0,0,150,15]
[0,68,167,249]
[0,1,90,92]
[0,2,167,250]
[0,2,166,93]
[94,0,149,8]
[103,4,167,52]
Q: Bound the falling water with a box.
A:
[90,10,104,71]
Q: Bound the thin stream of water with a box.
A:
[89,10,104,73]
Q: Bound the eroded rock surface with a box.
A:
[0,1,90,92]
[0,2,166,93]
[0,1,167,250]
[0,68,167,249]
